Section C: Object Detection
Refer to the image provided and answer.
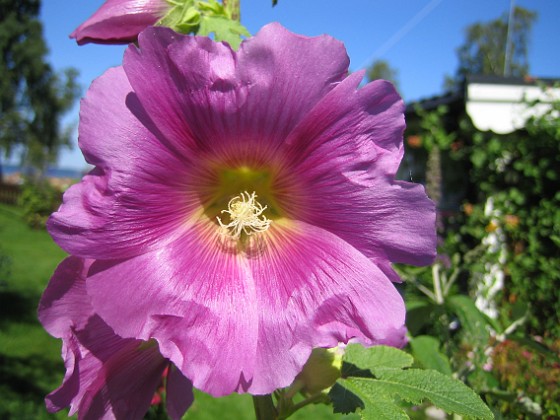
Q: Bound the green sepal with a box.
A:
[158,0,250,49]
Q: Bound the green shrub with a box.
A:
[405,96,560,338]
[463,99,560,338]
[18,180,62,229]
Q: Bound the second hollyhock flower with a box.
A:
[38,257,193,419]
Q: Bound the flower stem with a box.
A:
[278,392,329,419]
[252,394,277,420]
[432,263,444,304]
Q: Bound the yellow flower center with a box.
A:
[217,191,272,239]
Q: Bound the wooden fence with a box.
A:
[0,184,21,205]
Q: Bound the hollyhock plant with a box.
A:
[70,0,168,45]
[47,23,436,398]
[38,257,193,419]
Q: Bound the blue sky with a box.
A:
[39,0,560,169]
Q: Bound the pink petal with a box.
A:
[38,257,94,337]
[40,256,193,419]
[49,317,173,419]
[86,221,406,396]
[284,72,405,180]
[234,22,350,146]
[249,221,407,368]
[86,223,260,397]
[166,365,195,420]
[364,180,437,265]
[123,27,238,154]
[291,174,436,267]
[122,23,349,157]
[47,67,200,260]
[281,73,436,266]
[71,0,167,45]
[45,338,81,414]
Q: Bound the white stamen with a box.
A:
[217,191,272,239]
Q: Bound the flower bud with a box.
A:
[295,346,344,395]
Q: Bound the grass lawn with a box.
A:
[0,203,355,419]
[0,203,67,419]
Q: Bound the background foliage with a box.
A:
[399,92,560,418]
[18,179,62,228]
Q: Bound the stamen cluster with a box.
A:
[217,191,272,239]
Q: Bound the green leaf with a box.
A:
[334,345,493,419]
[343,344,413,377]
[446,295,490,344]
[334,380,408,420]
[409,335,452,375]
[329,382,365,415]
[345,369,493,419]
[373,368,493,418]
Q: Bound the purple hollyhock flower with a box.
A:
[38,257,193,419]
[71,0,168,45]
[47,23,436,396]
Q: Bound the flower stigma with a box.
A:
[217,191,272,239]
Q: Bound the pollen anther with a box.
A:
[217,191,272,239]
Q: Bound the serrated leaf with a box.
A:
[339,380,408,420]
[198,15,250,49]
[353,368,493,419]
[343,345,413,378]
[329,382,364,415]
[409,335,452,375]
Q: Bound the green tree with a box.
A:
[366,59,399,90]
[456,6,536,79]
[0,0,80,177]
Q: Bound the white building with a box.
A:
[465,75,560,134]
